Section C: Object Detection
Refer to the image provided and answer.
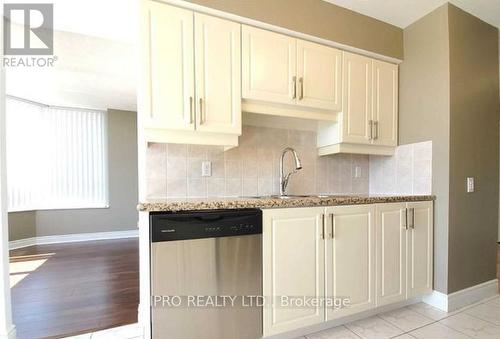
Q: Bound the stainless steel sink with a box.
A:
[242,195,309,200]
[242,194,348,200]
[269,195,311,200]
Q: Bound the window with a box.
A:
[6,96,108,211]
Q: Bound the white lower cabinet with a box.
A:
[375,203,407,306]
[262,201,433,337]
[325,205,375,320]
[375,202,434,304]
[406,202,434,298]
[262,207,326,336]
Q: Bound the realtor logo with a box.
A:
[3,3,54,55]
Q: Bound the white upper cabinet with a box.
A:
[372,60,398,147]
[296,40,342,111]
[194,13,241,135]
[318,52,399,156]
[262,208,325,336]
[142,2,194,131]
[341,52,373,145]
[325,205,375,319]
[140,1,398,151]
[376,203,407,307]
[140,1,241,147]
[242,25,343,117]
[242,25,297,105]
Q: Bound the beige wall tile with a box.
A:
[242,178,258,196]
[168,144,187,158]
[369,141,432,195]
[145,126,372,199]
[187,158,203,179]
[167,177,187,198]
[207,178,225,197]
[167,157,187,178]
[225,178,242,197]
[188,178,207,198]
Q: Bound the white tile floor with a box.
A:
[64,295,500,339]
[63,323,142,339]
[303,295,500,339]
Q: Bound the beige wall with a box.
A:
[447,4,500,293]
[10,110,138,239]
[186,0,403,60]
[8,211,36,241]
[400,3,500,294]
[399,4,451,293]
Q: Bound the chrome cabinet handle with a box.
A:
[404,209,408,230]
[189,96,194,124]
[330,213,334,239]
[321,214,326,239]
[292,76,297,99]
[298,77,304,100]
[410,208,415,229]
[368,120,373,140]
[374,121,379,140]
[199,98,204,124]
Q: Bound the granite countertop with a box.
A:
[138,195,435,212]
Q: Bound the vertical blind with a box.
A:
[6,97,109,211]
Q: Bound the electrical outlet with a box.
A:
[467,177,474,193]
[354,166,362,178]
[202,161,212,177]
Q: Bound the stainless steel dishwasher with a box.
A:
[150,209,262,339]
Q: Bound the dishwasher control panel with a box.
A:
[151,209,262,242]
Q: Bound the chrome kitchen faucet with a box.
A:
[279,147,302,196]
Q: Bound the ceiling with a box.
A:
[323,0,500,28]
[5,0,137,111]
[6,0,499,41]
[6,25,136,112]
[5,0,137,42]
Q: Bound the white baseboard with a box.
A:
[9,229,138,250]
[9,237,36,250]
[0,325,16,339]
[423,279,499,312]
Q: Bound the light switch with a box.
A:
[202,161,212,177]
[467,177,474,193]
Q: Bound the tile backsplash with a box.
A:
[146,126,370,199]
[369,141,432,195]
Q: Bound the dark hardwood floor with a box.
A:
[10,239,139,339]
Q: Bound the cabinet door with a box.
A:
[325,205,375,320]
[194,14,241,134]
[142,1,194,130]
[296,40,342,111]
[407,201,433,298]
[376,203,407,306]
[372,60,398,146]
[262,208,325,336]
[242,25,297,105]
[341,52,372,145]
